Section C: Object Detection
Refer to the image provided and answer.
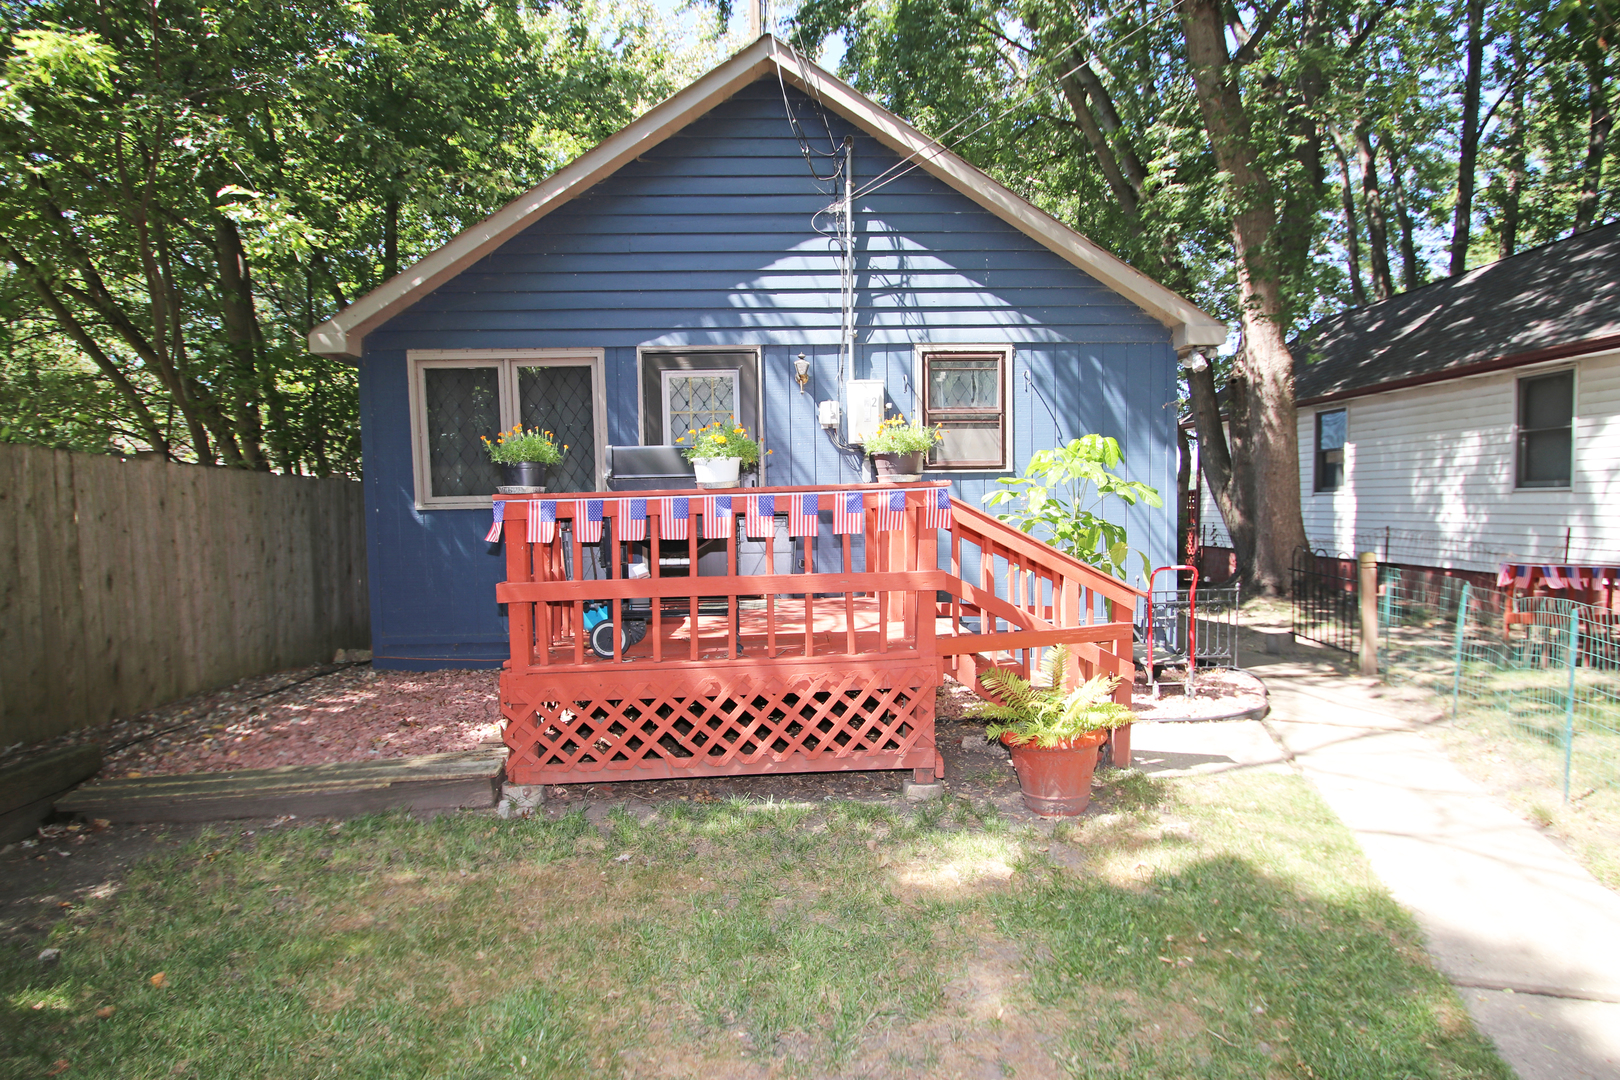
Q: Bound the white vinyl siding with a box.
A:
[1198,349,1620,569]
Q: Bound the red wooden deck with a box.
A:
[492,482,1141,787]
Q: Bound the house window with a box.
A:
[408,351,604,508]
[1314,409,1347,492]
[920,349,1008,470]
[662,369,739,439]
[1516,370,1573,489]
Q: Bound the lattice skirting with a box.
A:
[501,665,939,784]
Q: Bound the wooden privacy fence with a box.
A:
[0,444,369,745]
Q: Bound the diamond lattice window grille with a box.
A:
[666,373,737,437]
[519,365,596,493]
[424,366,502,497]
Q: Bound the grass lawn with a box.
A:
[2,770,1511,1079]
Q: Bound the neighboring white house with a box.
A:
[1202,221,1620,572]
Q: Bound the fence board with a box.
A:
[0,445,369,746]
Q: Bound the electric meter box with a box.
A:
[845,380,886,445]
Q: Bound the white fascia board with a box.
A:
[309,35,1225,359]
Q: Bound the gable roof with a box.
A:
[1294,220,1620,405]
[307,35,1226,359]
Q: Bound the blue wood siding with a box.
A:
[359,80,1177,668]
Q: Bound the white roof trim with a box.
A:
[308,36,1226,358]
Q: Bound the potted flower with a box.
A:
[863,415,941,482]
[972,645,1135,816]
[483,425,564,491]
[677,420,763,488]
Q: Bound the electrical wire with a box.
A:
[849,0,1187,201]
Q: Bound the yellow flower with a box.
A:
[676,437,684,443]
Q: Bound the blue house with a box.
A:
[308,36,1227,671]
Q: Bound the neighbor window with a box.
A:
[1516,370,1573,489]
[920,349,1009,470]
[1314,409,1347,492]
[408,351,604,508]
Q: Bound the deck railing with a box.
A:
[492,482,1142,785]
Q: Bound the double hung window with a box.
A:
[1314,409,1347,492]
[1516,370,1574,489]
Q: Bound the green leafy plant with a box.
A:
[972,647,1140,748]
[482,425,563,465]
[973,645,1135,747]
[983,434,1162,580]
[676,420,764,464]
[863,414,942,455]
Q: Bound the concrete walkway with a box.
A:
[1130,644,1620,1080]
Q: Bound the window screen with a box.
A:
[519,364,596,494]
[423,365,502,497]
[922,352,1006,469]
[1517,371,1573,488]
[1314,409,1346,492]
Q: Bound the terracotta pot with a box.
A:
[499,461,549,490]
[1000,729,1108,816]
[871,451,925,482]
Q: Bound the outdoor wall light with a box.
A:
[794,353,812,393]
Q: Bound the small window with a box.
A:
[1517,370,1573,489]
[408,352,603,508]
[662,369,739,439]
[921,350,1008,470]
[1314,409,1346,492]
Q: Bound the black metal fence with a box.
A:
[1291,547,1359,652]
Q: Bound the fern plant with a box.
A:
[973,646,1135,747]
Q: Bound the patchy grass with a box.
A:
[2,774,1510,1079]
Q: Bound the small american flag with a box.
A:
[745,494,775,538]
[832,490,864,535]
[788,491,819,537]
[485,499,505,543]
[876,489,908,532]
[528,500,557,544]
[1515,564,1534,590]
[1543,565,1572,589]
[575,499,604,544]
[702,495,733,539]
[659,496,689,541]
[1496,563,1516,588]
[923,486,953,530]
[619,498,647,542]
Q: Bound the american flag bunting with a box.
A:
[619,498,647,542]
[1496,563,1516,588]
[484,499,505,543]
[528,500,557,544]
[832,490,864,535]
[575,499,604,544]
[788,491,819,537]
[876,489,908,532]
[702,495,733,539]
[1543,565,1568,589]
[923,486,953,530]
[659,496,689,541]
[745,494,775,538]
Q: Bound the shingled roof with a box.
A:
[1292,220,1620,405]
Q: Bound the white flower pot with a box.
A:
[692,456,741,488]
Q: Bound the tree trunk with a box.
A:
[1574,50,1612,232]
[1186,359,1256,573]
[1357,125,1393,299]
[1387,142,1422,288]
[384,192,400,282]
[1449,0,1486,275]
[1500,73,1526,256]
[214,216,267,469]
[1332,135,1368,306]
[1178,0,1310,595]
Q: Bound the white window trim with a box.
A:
[406,348,606,510]
[1512,365,1577,494]
[912,343,1015,473]
[661,368,741,443]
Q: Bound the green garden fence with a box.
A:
[1378,567,1620,801]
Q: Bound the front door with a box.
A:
[640,351,761,477]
